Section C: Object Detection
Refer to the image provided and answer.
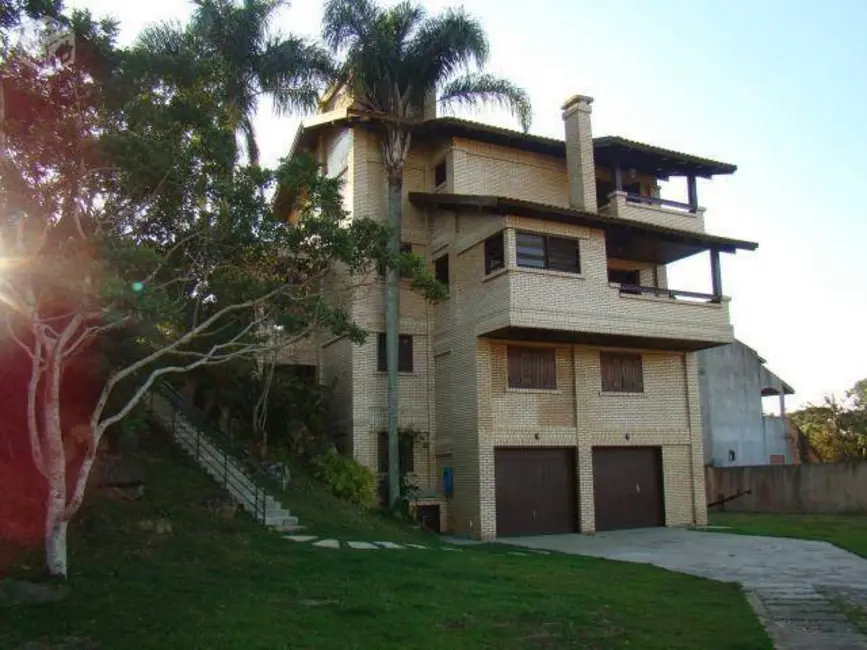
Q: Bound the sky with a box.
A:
[71,0,867,408]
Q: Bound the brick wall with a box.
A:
[309,122,715,536]
[604,192,706,233]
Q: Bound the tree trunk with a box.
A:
[385,171,402,509]
[43,344,70,578]
[44,495,68,578]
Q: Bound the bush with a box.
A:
[310,447,377,507]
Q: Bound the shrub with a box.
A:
[311,447,377,507]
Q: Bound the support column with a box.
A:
[709,248,722,299]
[613,163,623,192]
[687,174,698,213]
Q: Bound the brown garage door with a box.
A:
[593,447,664,531]
[495,447,578,537]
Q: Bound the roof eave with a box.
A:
[409,192,758,255]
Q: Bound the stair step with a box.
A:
[149,392,298,531]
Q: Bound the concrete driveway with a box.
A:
[502,527,867,650]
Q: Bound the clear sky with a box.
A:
[72,0,867,408]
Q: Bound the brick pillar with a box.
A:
[684,352,708,525]
[561,95,598,213]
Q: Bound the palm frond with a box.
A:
[404,7,488,102]
[241,114,259,166]
[438,73,532,132]
[322,0,379,53]
[258,35,336,102]
[269,85,322,116]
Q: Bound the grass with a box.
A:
[0,433,771,650]
[276,459,432,543]
[708,511,867,558]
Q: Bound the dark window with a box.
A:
[434,161,447,188]
[600,352,644,393]
[515,232,546,269]
[434,254,449,288]
[515,231,580,274]
[608,268,641,286]
[378,431,415,474]
[507,346,557,390]
[379,242,413,278]
[275,364,317,383]
[484,232,505,274]
[596,179,616,206]
[377,333,413,373]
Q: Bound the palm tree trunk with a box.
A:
[385,170,402,509]
[383,125,412,510]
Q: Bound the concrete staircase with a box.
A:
[149,390,299,530]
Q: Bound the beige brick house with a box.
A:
[286,87,757,540]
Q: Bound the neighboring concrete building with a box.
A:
[284,86,758,539]
[698,340,795,467]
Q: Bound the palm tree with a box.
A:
[322,0,532,508]
[139,0,332,165]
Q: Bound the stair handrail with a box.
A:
[152,381,286,523]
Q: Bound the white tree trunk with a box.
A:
[45,494,69,578]
[43,338,71,578]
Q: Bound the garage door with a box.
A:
[495,447,578,537]
[592,447,664,531]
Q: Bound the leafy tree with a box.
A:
[138,0,332,165]
[0,2,440,577]
[791,379,867,462]
[321,0,531,507]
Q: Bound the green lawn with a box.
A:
[709,512,867,558]
[0,435,770,650]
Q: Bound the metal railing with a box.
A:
[151,381,285,524]
[618,284,721,303]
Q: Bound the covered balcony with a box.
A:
[593,136,736,233]
[410,192,758,351]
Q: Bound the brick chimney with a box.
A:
[561,95,597,212]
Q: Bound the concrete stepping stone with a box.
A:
[404,543,429,549]
[507,551,529,556]
[285,535,317,543]
[442,547,461,552]
[313,539,340,549]
[347,541,378,550]
[374,541,404,549]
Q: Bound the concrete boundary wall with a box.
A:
[706,463,867,514]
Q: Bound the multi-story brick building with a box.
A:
[286,87,757,540]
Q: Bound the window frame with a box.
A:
[599,351,644,393]
[433,160,447,189]
[378,242,413,278]
[515,230,581,274]
[434,254,449,289]
[484,231,505,275]
[507,346,558,390]
[377,333,414,373]
[378,431,415,474]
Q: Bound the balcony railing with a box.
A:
[618,283,721,304]
[624,192,696,214]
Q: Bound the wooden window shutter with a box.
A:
[507,346,556,389]
[600,352,643,393]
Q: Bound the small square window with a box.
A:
[378,242,413,278]
[378,432,415,474]
[377,333,413,373]
[434,254,449,288]
[434,161,447,188]
[600,352,644,393]
[507,346,557,389]
[484,232,505,274]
